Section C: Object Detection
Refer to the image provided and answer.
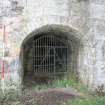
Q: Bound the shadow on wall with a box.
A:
[19,24,82,85]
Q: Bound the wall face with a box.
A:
[0,0,104,94]
[87,0,105,89]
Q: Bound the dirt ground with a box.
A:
[22,88,76,105]
[0,77,78,105]
[0,87,76,105]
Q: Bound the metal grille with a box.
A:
[32,35,68,78]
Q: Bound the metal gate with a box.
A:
[32,35,68,78]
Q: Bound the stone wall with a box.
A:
[0,0,105,95]
[87,0,105,89]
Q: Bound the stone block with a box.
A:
[90,3,105,19]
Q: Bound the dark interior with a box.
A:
[21,31,73,86]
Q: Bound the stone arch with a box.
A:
[19,24,82,85]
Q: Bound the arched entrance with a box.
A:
[20,25,81,86]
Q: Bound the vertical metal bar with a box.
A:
[48,36,50,77]
[66,47,67,72]
[35,40,36,73]
[34,40,37,72]
[37,37,38,73]
[47,36,48,74]
[35,44,36,73]
[44,36,46,73]
[34,41,35,73]
[51,36,52,74]
[33,41,34,74]
[53,36,54,79]
[32,40,35,72]
[53,36,55,79]
[49,36,50,75]
[52,35,53,78]
[33,44,34,74]
[45,36,48,72]
[45,36,46,73]
[37,38,41,73]
[42,38,43,74]
[44,36,45,74]
[43,36,44,73]
[41,37,42,73]
[47,35,48,74]
[34,41,37,72]
[55,36,57,78]
[47,37,51,73]
[45,37,46,74]
[66,42,68,73]
[45,36,49,72]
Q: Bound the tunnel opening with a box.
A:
[20,25,80,87]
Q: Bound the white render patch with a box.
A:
[26,0,69,17]
[90,3,105,19]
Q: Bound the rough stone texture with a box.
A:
[0,0,105,95]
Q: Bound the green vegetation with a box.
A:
[51,78,88,93]
[52,79,105,105]
[32,78,105,105]
[50,78,105,105]
[4,75,105,105]
[65,97,105,105]
[32,77,89,94]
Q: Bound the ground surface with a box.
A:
[1,87,76,105]
[22,88,76,105]
[0,77,80,105]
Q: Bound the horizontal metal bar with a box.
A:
[33,46,67,48]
